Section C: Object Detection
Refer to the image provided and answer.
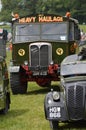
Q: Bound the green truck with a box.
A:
[9,14,80,94]
[0,28,10,114]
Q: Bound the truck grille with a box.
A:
[30,45,39,66]
[40,45,48,66]
[66,84,85,120]
[29,42,52,68]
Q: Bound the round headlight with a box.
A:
[50,61,54,65]
[24,60,28,65]
[53,91,60,101]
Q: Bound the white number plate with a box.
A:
[49,107,61,118]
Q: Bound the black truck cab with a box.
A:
[44,48,86,129]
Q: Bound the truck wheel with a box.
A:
[50,121,58,130]
[0,96,9,114]
[10,73,27,94]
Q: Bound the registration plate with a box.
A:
[49,107,61,118]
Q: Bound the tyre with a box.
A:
[50,121,58,130]
[0,96,9,114]
[10,72,27,94]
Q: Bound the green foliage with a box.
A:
[0,82,50,130]
[0,0,86,24]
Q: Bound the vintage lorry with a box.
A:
[9,14,80,94]
[0,28,10,114]
[44,47,86,129]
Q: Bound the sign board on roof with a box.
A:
[18,15,63,23]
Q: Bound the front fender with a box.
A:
[44,91,69,121]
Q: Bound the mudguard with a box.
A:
[44,91,68,121]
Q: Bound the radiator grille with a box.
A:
[40,45,48,66]
[30,45,39,66]
[30,44,51,67]
[67,85,84,120]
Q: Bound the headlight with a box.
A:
[24,61,28,65]
[50,61,54,65]
[52,91,60,101]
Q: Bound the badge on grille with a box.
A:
[56,48,63,55]
[18,49,25,56]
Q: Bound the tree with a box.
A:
[0,0,86,23]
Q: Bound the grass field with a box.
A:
[80,24,86,32]
[0,25,86,130]
[0,83,51,130]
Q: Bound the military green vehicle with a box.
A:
[9,14,80,94]
[0,28,10,114]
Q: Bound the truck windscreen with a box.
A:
[14,22,67,43]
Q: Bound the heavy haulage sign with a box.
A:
[19,15,63,23]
